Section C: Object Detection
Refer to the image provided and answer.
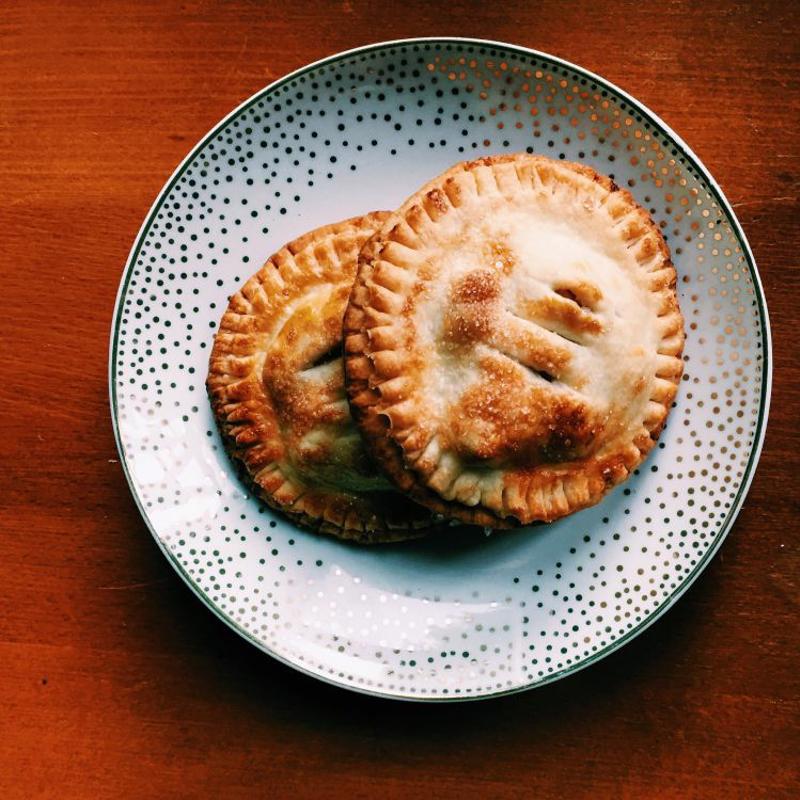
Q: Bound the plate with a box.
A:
[110,38,771,700]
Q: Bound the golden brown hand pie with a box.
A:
[207,213,440,542]
[344,155,685,526]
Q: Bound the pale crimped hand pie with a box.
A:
[207,213,441,543]
[344,155,685,526]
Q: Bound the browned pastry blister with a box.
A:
[207,213,443,542]
[344,155,685,527]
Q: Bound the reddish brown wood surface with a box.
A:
[1,2,798,797]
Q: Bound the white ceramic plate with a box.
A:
[110,38,771,701]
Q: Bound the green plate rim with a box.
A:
[108,37,773,702]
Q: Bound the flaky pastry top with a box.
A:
[208,213,438,542]
[344,155,684,525]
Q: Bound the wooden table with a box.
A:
[2,2,797,797]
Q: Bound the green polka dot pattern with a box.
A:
[110,39,771,700]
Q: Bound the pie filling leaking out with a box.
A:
[207,213,440,542]
[344,155,685,526]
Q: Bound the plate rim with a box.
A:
[108,36,773,702]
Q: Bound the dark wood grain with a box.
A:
[1,1,798,798]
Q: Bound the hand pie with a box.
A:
[344,155,685,526]
[207,213,439,542]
